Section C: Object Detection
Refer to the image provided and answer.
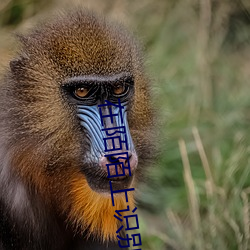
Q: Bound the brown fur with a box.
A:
[0,9,153,246]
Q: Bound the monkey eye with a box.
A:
[113,84,126,96]
[74,87,89,99]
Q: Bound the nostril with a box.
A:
[107,155,118,163]
[128,152,132,160]
[105,152,132,167]
[99,152,138,176]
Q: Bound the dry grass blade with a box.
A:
[192,126,214,195]
[241,191,250,250]
[178,138,203,249]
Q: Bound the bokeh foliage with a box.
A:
[1,0,250,249]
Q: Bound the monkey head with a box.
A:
[0,10,153,242]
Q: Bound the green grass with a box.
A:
[136,1,250,249]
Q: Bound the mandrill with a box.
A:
[0,9,153,250]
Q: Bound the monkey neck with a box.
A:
[66,174,135,242]
[0,144,133,248]
[0,167,127,249]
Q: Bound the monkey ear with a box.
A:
[9,58,22,73]
[9,57,27,76]
[9,34,29,73]
[15,33,29,45]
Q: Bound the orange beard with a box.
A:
[67,174,135,242]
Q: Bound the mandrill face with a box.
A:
[62,73,138,193]
[0,10,154,243]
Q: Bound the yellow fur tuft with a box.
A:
[68,174,135,242]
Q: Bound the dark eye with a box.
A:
[74,87,89,98]
[113,84,126,96]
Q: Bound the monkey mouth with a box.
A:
[97,174,133,193]
[106,175,131,185]
[107,175,128,181]
[82,165,134,193]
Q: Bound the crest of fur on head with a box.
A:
[0,9,154,243]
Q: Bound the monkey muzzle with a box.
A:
[77,103,138,192]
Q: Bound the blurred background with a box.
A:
[1,0,250,249]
